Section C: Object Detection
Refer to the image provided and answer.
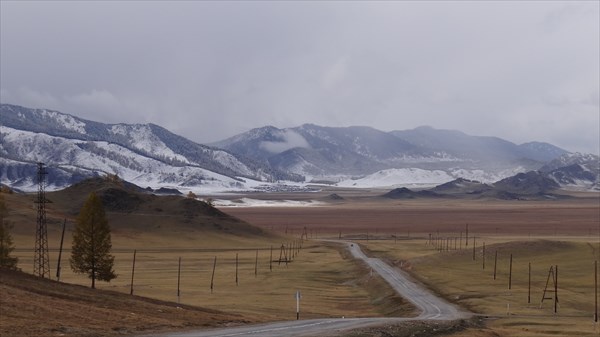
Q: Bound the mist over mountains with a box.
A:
[213,124,568,179]
[1,104,598,192]
[0,104,298,191]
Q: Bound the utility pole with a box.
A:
[540,265,559,312]
[509,254,513,290]
[130,249,136,295]
[34,162,50,278]
[528,262,531,304]
[56,219,66,282]
[177,257,181,304]
[254,250,258,277]
[235,253,239,285]
[555,265,558,314]
[210,256,217,293]
[482,242,486,270]
[595,260,598,322]
[494,251,498,280]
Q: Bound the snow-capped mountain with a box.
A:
[213,124,462,178]
[213,124,568,184]
[540,153,599,190]
[389,126,568,164]
[0,104,297,192]
[2,103,595,192]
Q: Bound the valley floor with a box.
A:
[3,189,599,336]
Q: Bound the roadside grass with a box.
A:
[362,237,600,337]
[12,232,414,322]
[0,268,245,337]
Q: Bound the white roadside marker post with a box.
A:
[295,290,302,320]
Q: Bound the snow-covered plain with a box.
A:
[335,167,527,189]
[212,198,324,207]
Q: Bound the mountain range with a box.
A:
[212,124,569,180]
[0,104,299,192]
[1,103,598,192]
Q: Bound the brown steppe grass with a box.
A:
[224,193,600,337]
[3,187,599,337]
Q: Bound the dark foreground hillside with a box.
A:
[0,268,249,337]
[7,177,267,238]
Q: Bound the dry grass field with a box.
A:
[224,193,600,337]
[359,239,599,337]
[12,236,412,322]
[3,185,414,336]
[0,268,246,337]
[2,184,599,337]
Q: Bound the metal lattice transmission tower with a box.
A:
[34,162,50,278]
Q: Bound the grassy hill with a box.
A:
[0,268,248,337]
[1,180,272,336]
[5,177,267,238]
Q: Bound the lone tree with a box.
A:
[0,194,18,269]
[70,192,116,288]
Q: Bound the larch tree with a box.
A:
[70,192,116,288]
[0,194,18,269]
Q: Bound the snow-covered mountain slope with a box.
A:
[540,153,599,190]
[1,104,298,181]
[390,126,568,164]
[334,154,598,191]
[335,166,528,188]
[336,168,454,188]
[2,103,594,193]
[0,104,296,192]
[0,126,255,192]
[214,124,569,184]
[213,124,462,177]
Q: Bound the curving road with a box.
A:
[142,241,469,337]
[346,242,464,320]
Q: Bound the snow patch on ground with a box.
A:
[213,198,324,207]
[336,168,453,188]
[335,166,532,189]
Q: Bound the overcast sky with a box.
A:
[1,1,598,154]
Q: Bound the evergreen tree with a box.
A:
[0,194,18,269]
[70,192,116,288]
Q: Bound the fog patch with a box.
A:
[260,129,310,154]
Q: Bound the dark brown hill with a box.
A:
[382,187,442,199]
[27,177,267,237]
[493,171,560,195]
[431,178,493,195]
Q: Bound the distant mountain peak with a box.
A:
[3,103,594,192]
[0,103,299,192]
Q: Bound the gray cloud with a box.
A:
[1,1,598,154]
[259,130,311,154]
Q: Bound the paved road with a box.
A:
[143,242,469,337]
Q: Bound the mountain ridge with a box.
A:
[214,123,569,181]
[1,104,301,191]
[1,103,597,192]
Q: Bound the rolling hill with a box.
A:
[0,268,247,337]
[4,177,267,239]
